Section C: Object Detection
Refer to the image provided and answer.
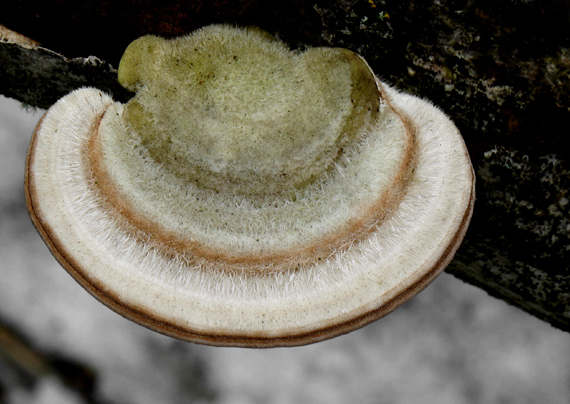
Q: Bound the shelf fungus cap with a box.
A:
[25,25,475,347]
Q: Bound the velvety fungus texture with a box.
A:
[26,25,474,347]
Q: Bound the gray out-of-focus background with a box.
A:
[0,94,569,404]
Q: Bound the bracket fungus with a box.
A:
[25,25,474,347]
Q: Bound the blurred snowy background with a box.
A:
[0,94,569,404]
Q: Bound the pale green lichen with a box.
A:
[117,25,380,197]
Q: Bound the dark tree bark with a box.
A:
[1,0,570,331]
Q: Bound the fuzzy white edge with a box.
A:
[29,85,473,338]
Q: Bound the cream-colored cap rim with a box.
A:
[26,84,474,347]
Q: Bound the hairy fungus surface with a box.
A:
[26,25,474,347]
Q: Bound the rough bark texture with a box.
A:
[1,0,569,330]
